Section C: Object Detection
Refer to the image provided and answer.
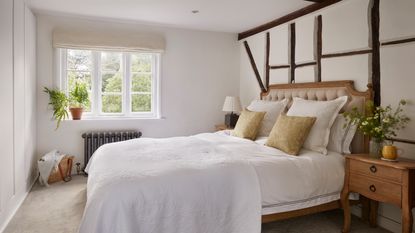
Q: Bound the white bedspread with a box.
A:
[79,133,262,233]
[79,132,345,233]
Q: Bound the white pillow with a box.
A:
[287,96,348,154]
[327,114,358,154]
[247,99,288,137]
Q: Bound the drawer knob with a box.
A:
[369,185,376,192]
[370,165,377,173]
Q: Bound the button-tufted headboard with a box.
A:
[261,80,373,153]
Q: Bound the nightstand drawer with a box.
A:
[349,173,401,206]
[349,159,402,183]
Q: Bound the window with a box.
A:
[59,49,160,118]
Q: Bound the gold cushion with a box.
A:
[231,110,266,140]
[266,115,316,155]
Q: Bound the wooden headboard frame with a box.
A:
[260,80,373,153]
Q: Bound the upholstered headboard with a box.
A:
[261,80,373,153]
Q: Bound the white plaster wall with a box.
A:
[36,14,239,168]
[239,0,415,232]
[0,1,37,231]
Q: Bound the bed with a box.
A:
[79,80,372,233]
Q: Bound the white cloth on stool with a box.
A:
[38,150,65,186]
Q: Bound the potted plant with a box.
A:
[343,100,410,158]
[69,81,89,120]
[44,87,69,129]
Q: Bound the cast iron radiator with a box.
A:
[81,130,142,170]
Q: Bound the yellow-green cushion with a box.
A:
[266,115,316,155]
[231,110,266,140]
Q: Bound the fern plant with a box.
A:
[43,87,69,129]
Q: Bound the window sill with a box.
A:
[63,116,165,121]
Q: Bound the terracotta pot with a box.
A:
[69,107,83,120]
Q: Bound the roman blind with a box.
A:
[52,27,165,52]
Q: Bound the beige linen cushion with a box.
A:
[266,115,316,155]
[286,96,348,154]
[231,110,266,140]
[247,99,288,137]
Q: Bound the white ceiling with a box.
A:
[27,0,312,33]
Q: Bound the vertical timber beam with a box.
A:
[244,41,267,92]
[370,0,381,106]
[289,23,296,83]
[315,15,323,82]
[265,32,271,90]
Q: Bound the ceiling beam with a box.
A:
[238,0,342,40]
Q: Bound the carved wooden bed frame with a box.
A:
[259,80,373,223]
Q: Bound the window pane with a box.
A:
[67,49,92,71]
[131,94,151,112]
[131,54,151,72]
[101,52,122,72]
[102,94,122,113]
[83,91,92,112]
[102,73,122,92]
[131,74,151,92]
[67,71,92,91]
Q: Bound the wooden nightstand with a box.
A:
[214,124,233,131]
[341,154,415,233]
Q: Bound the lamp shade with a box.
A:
[222,96,242,112]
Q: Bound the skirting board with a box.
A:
[351,205,412,233]
[0,176,38,233]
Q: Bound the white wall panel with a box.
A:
[322,0,370,54]
[380,0,415,41]
[295,66,315,83]
[0,1,37,231]
[321,54,369,91]
[0,0,15,217]
[245,33,266,82]
[269,69,290,85]
[381,44,415,153]
[295,15,315,63]
[269,25,288,65]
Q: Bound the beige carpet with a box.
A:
[4,175,390,233]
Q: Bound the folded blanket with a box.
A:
[38,150,65,186]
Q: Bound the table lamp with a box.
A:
[222,96,242,128]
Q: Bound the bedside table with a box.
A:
[214,124,233,131]
[341,154,415,233]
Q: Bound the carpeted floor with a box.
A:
[4,175,390,233]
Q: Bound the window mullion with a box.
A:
[94,51,101,116]
[61,49,68,94]
[125,53,131,116]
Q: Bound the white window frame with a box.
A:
[58,48,161,119]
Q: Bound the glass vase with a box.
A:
[369,139,383,158]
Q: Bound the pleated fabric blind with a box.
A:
[52,27,165,52]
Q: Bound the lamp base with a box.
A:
[225,113,239,128]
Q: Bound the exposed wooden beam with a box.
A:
[289,23,296,83]
[370,0,380,106]
[388,138,415,145]
[296,61,317,68]
[238,0,343,40]
[381,37,415,46]
[321,49,372,58]
[270,65,290,69]
[243,41,267,92]
[265,32,271,90]
[315,15,322,82]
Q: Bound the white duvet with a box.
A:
[79,132,345,233]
